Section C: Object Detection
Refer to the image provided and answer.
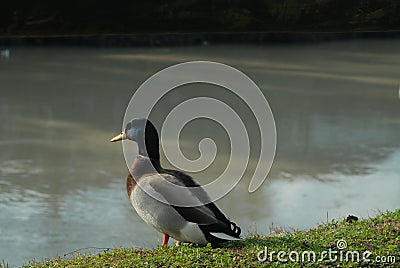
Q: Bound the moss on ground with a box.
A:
[10,209,400,267]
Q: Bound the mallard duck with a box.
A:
[110,118,241,246]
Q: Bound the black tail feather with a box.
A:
[198,219,241,244]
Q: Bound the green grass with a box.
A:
[12,209,400,267]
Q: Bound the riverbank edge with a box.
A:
[1,31,400,47]
[16,209,399,267]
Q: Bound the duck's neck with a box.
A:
[137,139,161,170]
[137,154,161,171]
[130,155,161,180]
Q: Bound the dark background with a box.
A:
[1,0,400,36]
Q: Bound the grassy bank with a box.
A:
[1,31,400,47]
[2,1,400,36]
[15,209,400,267]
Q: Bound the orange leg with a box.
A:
[162,233,170,247]
[176,241,182,246]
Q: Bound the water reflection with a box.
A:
[0,40,399,266]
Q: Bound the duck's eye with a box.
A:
[126,122,132,131]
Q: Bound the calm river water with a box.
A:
[0,40,399,266]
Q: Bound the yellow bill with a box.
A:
[110,132,127,142]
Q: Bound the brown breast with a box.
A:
[126,172,137,197]
[126,156,161,197]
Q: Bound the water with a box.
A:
[1,40,399,266]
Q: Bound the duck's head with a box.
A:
[110,118,160,159]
